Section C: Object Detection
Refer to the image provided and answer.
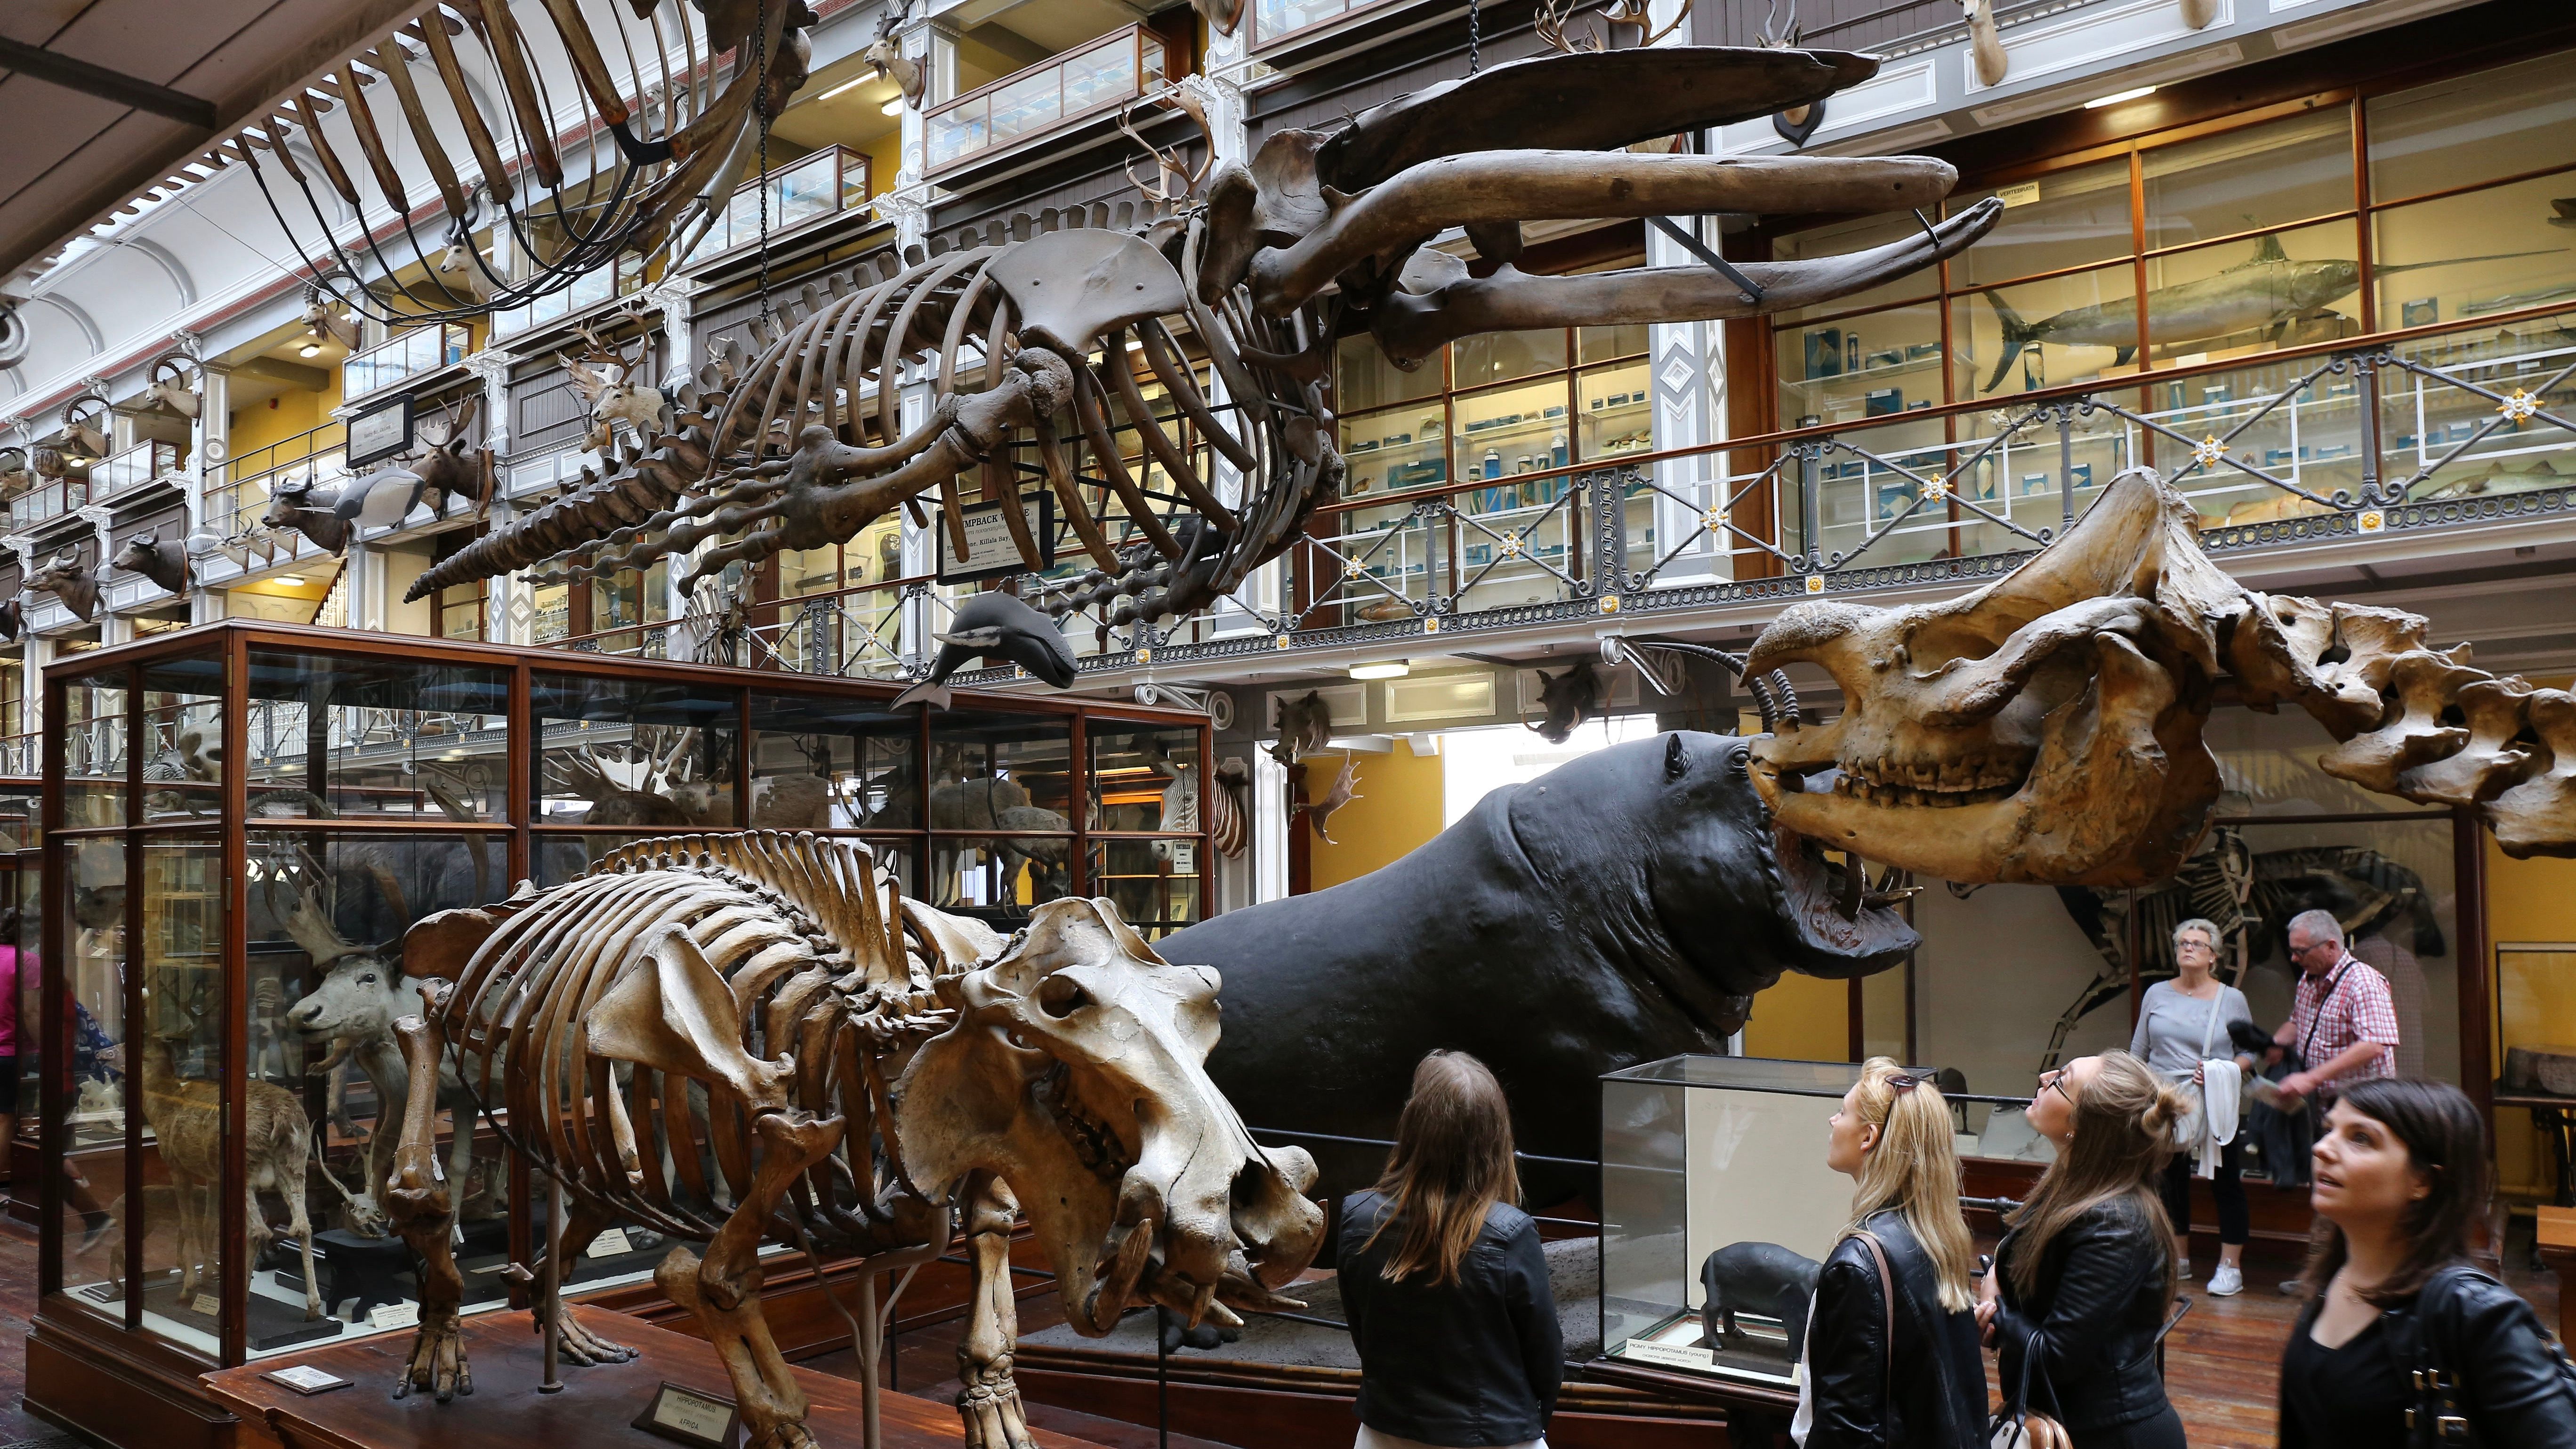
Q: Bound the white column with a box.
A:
[22,630,51,746]
[1252,747,1289,903]
[1645,0,1729,584]
[189,361,230,624]
[466,350,519,643]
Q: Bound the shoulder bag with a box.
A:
[2383,1264,2576,1447]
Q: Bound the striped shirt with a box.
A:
[2289,954,2400,1092]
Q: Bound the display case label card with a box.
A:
[1618,1339,1716,1371]
[589,1228,635,1257]
[192,1294,221,1317]
[264,1365,351,1396]
[633,1382,743,1449]
[369,1301,421,1330]
[1169,843,1195,873]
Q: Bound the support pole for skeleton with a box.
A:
[539,1171,564,1394]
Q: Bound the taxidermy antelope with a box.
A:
[562,321,669,453]
[137,1033,323,1320]
[28,548,98,620]
[404,46,1999,652]
[143,354,203,419]
[380,833,1322,1449]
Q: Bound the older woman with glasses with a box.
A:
[2127,919,2255,1296]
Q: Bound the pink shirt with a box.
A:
[2288,953,2399,1092]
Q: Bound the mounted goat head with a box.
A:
[60,398,109,460]
[864,1,926,108]
[144,354,202,419]
[29,548,98,620]
[115,528,191,594]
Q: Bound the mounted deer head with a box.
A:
[28,547,99,620]
[864,0,926,108]
[560,321,668,453]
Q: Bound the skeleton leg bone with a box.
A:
[655,1109,845,1449]
[530,1191,643,1366]
[955,1171,1036,1449]
[388,987,472,1401]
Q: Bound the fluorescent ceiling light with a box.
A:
[2084,85,2157,109]
[881,97,904,117]
[298,342,322,357]
[819,74,872,102]
[1349,660,1410,680]
[276,574,306,586]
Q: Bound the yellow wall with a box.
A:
[862,129,902,201]
[1747,971,1850,1062]
[228,361,345,460]
[2487,839,2576,1196]
[1305,741,1443,892]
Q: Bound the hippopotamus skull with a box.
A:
[1747,467,2576,885]
[898,896,1323,1336]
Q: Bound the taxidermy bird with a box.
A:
[892,590,1079,709]
[1296,754,1362,844]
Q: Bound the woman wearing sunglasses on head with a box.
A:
[1976,1051,2189,1449]
[1793,1058,1987,1449]
[2280,1077,2576,1448]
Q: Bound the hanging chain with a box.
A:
[1468,0,1482,73]
[754,0,775,337]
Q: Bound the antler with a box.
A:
[282,883,366,966]
[1120,85,1216,208]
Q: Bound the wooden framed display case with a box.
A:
[2,772,39,1221]
[26,619,1213,1449]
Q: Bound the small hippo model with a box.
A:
[1700,1241,1824,1365]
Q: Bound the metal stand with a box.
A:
[857,1274,881,1449]
[1155,1305,1170,1449]
[537,1173,564,1394]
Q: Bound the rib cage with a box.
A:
[439,833,974,1250]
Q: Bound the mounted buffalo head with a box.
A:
[262,477,353,553]
[115,529,190,594]
[1746,467,2576,888]
[898,896,1324,1336]
[28,548,98,621]
[0,596,21,642]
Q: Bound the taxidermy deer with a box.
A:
[263,400,489,553]
[1296,754,1362,844]
[28,548,98,620]
[401,45,2000,652]
[379,833,1322,1449]
[863,1,925,108]
[137,1033,323,1320]
[115,528,190,594]
[562,321,669,453]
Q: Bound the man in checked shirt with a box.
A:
[2271,908,2401,1110]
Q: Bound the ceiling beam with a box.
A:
[0,37,215,128]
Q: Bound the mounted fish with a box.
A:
[1978,235,2565,391]
[890,591,1080,709]
[404,45,2004,665]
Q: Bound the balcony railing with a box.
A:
[344,323,469,399]
[684,147,870,267]
[492,254,644,338]
[202,418,347,573]
[1251,0,1400,49]
[926,24,1168,173]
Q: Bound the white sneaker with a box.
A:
[2209,1264,2244,1297]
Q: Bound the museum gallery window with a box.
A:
[1758,46,2576,568]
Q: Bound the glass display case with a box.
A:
[31,619,1211,1420]
[1601,1055,1931,1388]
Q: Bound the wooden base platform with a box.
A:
[201,1308,1104,1449]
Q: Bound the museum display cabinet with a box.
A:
[1600,1055,1918,1389]
[2,770,39,1217]
[26,618,1212,1446]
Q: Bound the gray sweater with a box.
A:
[2128,978,2252,1079]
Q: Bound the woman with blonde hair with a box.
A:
[1976,1050,2190,1449]
[1340,1051,1561,1449]
[1795,1058,1987,1449]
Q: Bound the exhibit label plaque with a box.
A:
[935,493,1053,583]
[632,1382,743,1449]
[347,394,415,467]
[261,1365,350,1396]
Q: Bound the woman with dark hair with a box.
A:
[2280,1078,2576,1447]
[1976,1050,2190,1449]
[1796,1057,1987,1449]
[1341,1051,1561,1449]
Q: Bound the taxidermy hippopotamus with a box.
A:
[1161,730,1914,1191]
[1701,1242,1823,1365]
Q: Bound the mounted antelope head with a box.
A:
[864,0,926,108]
[29,547,99,620]
[144,354,202,419]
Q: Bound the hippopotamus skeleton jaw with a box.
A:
[1746,467,2576,888]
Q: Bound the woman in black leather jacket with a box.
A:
[1795,1058,1987,1449]
[1977,1051,2190,1449]
[2281,1077,2576,1448]
[1339,1051,1561,1449]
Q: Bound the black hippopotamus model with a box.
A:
[892,591,1079,709]
[1701,1242,1824,1365]
[1161,732,1915,1194]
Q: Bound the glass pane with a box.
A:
[1797,416,1956,568]
[1949,159,2134,289]
[1578,321,1650,364]
[930,836,1075,920]
[1455,378,1571,487]
[2235,817,2457,1086]
[532,831,688,887]
[1578,362,1653,459]
[244,652,510,821]
[1772,210,1939,322]
[64,669,128,828]
[1339,403,1449,499]
[928,711,1072,830]
[2374,173,2576,333]
[56,836,126,1314]
[927,100,988,168]
[2368,49,2576,203]
[774,155,836,227]
[134,833,230,1359]
[533,674,741,828]
[777,544,840,599]
[1088,724,1203,832]
[1087,841,1200,938]
[2146,109,2354,254]
[987,68,1063,144]
[9,862,35,1167]
[1775,300,1943,429]
[2383,316,2576,505]
[1948,406,2131,555]
[1952,262,2139,399]
[747,690,917,829]
[134,656,225,824]
[1454,328,1566,389]
[1259,0,1348,39]
[2140,220,2363,372]
[1060,39,1135,115]
[1336,333,1441,414]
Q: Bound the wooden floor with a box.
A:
[1,1215,2562,1449]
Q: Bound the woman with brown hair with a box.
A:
[1795,1058,1987,1448]
[1340,1051,1561,1449]
[1976,1050,2190,1449]
[2280,1077,2576,1447]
